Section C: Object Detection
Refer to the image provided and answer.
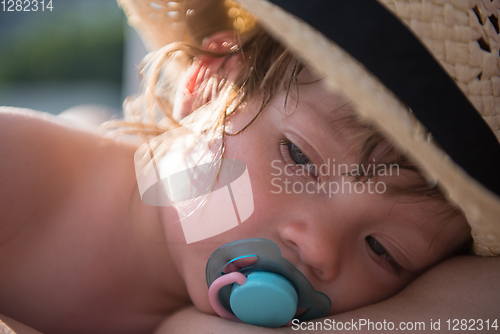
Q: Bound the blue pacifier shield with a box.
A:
[206,238,331,326]
[230,272,298,327]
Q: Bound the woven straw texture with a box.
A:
[117,0,500,134]
[118,0,186,50]
[118,0,500,255]
[378,0,500,254]
[117,0,247,50]
[380,0,500,142]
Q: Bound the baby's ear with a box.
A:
[173,31,244,121]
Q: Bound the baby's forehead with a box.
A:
[288,78,355,121]
[284,84,372,145]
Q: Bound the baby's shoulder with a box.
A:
[0,107,136,244]
[1,108,87,227]
[1,108,76,229]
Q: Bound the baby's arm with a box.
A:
[155,255,500,333]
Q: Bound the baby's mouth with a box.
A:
[220,250,310,318]
[206,238,332,327]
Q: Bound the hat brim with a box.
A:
[118,0,500,255]
[236,0,500,256]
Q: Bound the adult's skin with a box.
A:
[3,256,499,333]
[155,256,500,333]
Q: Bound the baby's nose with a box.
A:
[278,220,341,282]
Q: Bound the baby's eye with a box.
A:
[279,138,317,179]
[366,236,386,256]
[366,236,401,276]
[288,143,310,165]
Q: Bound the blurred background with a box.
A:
[0,0,147,123]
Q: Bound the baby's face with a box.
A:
[162,69,471,317]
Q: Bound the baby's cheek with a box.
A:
[186,276,215,315]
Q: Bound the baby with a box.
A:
[0,0,499,333]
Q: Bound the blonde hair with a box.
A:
[102,17,465,236]
[102,22,302,146]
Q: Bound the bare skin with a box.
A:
[162,59,472,317]
[0,107,190,334]
[0,48,496,333]
[0,103,498,334]
[155,256,500,334]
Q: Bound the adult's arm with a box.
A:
[155,255,500,333]
[0,315,43,334]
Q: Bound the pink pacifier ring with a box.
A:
[208,271,247,322]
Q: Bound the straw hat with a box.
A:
[118,0,500,256]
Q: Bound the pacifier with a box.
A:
[206,238,331,328]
